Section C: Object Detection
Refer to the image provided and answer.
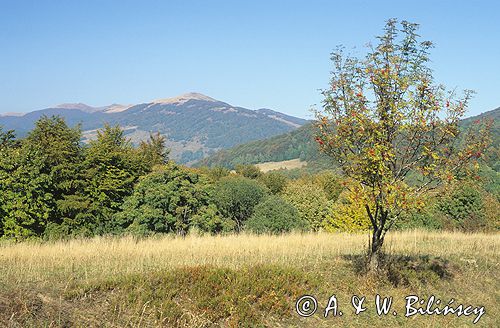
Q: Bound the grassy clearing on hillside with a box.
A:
[255,158,307,172]
[1,231,499,327]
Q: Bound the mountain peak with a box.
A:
[153,92,218,105]
[103,104,131,113]
[55,103,96,111]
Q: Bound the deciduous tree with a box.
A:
[315,19,491,268]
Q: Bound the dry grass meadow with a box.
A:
[255,158,307,172]
[1,230,499,327]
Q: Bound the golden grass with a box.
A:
[1,230,499,327]
[1,230,498,285]
[255,158,307,172]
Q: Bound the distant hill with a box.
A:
[196,122,330,169]
[197,107,500,170]
[0,93,307,164]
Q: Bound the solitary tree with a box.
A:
[315,19,491,269]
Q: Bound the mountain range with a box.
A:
[0,93,308,164]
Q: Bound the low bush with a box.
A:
[246,196,307,234]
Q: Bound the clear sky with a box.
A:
[0,0,498,118]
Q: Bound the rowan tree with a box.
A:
[315,19,491,268]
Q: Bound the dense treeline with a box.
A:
[0,116,498,240]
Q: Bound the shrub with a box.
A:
[235,164,262,179]
[258,171,288,194]
[312,171,343,201]
[437,183,487,232]
[211,176,268,231]
[389,194,443,230]
[192,204,236,234]
[282,179,332,230]
[395,209,443,230]
[246,196,306,234]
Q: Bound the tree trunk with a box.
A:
[365,205,388,271]
[368,226,384,271]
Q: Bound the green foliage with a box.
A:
[211,176,268,231]
[0,147,54,239]
[478,164,500,200]
[437,183,487,231]
[312,171,343,201]
[395,207,443,230]
[258,171,288,194]
[0,118,167,239]
[282,179,332,231]
[115,163,207,236]
[0,116,85,239]
[192,204,236,234]
[246,195,306,234]
[29,117,91,237]
[0,126,17,150]
[138,132,169,167]
[235,164,262,179]
[83,124,148,233]
[205,166,231,181]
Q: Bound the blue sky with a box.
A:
[0,0,498,118]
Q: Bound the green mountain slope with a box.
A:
[197,107,500,170]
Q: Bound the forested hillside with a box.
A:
[198,107,500,171]
[197,123,329,169]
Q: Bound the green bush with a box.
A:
[437,183,487,231]
[211,176,268,231]
[246,196,306,234]
[235,164,262,179]
[313,171,343,201]
[282,179,332,231]
[258,171,288,194]
[192,204,236,234]
[114,163,207,236]
[395,208,443,230]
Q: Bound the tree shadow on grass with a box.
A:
[343,253,458,287]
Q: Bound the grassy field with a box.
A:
[255,158,307,172]
[0,230,498,327]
